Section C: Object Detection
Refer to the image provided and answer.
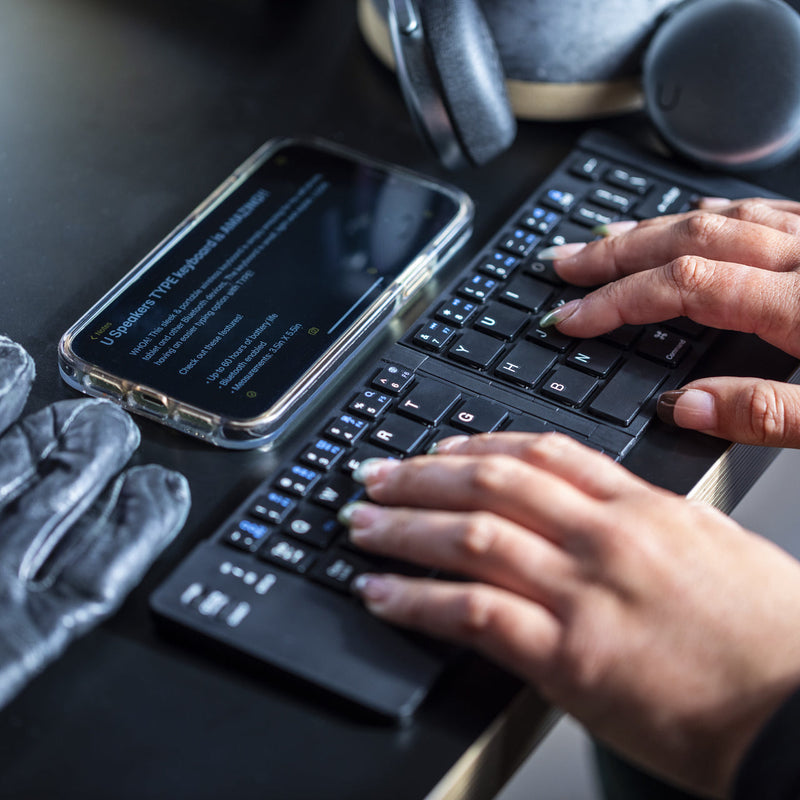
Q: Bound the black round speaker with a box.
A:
[643,0,800,170]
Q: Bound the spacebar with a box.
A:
[588,358,666,426]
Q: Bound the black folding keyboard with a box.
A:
[151,130,779,720]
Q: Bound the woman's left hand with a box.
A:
[342,432,800,798]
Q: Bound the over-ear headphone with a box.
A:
[358,0,800,171]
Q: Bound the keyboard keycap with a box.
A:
[308,550,371,594]
[348,389,392,420]
[570,155,604,180]
[311,473,362,511]
[545,221,599,246]
[589,187,634,213]
[571,205,616,228]
[498,275,553,312]
[435,296,478,326]
[499,227,541,257]
[495,341,556,387]
[635,182,692,218]
[526,322,573,352]
[372,364,414,395]
[588,358,666,425]
[284,506,342,549]
[600,325,642,349]
[258,535,316,574]
[223,519,272,552]
[519,206,560,235]
[370,415,430,455]
[458,274,497,302]
[275,465,320,497]
[567,340,621,377]
[524,259,563,285]
[474,301,528,340]
[542,188,577,212]
[447,330,505,370]
[300,438,344,470]
[605,166,651,195]
[324,414,368,445]
[637,328,690,367]
[250,492,296,525]
[397,380,461,426]
[540,366,599,406]
[414,320,456,351]
[451,398,508,433]
[480,250,520,279]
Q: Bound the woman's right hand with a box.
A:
[538,198,800,446]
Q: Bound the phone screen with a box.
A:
[67,143,464,421]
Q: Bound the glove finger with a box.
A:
[44,463,190,605]
[0,336,34,436]
[0,465,189,710]
[0,399,139,580]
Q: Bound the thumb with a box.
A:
[657,377,800,447]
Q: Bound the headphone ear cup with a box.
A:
[643,0,800,170]
[389,0,516,167]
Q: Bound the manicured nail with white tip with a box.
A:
[338,502,385,547]
[427,435,470,454]
[539,299,581,328]
[351,457,400,487]
[537,242,587,260]
[592,219,638,236]
[353,573,396,611]
[696,196,730,209]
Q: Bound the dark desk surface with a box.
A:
[2,2,800,799]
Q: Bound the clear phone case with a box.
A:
[59,138,473,449]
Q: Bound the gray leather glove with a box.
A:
[0,335,191,708]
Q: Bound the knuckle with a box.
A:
[733,200,800,237]
[453,590,495,639]
[459,513,499,558]
[730,199,768,221]
[742,381,788,442]
[519,431,573,462]
[465,455,514,496]
[666,254,716,298]
[682,211,727,247]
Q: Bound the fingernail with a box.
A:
[539,299,581,329]
[592,219,638,237]
[337,501,378,528]
[657,389,716,429]
[351,457,399,486]
[353,573,393,607]
[427,434,470,454]
[696,196,730,209]
[537,242,587,261]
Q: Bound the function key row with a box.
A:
[567,153,698,219]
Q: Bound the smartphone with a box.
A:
[59,138,473,449]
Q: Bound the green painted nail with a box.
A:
[537,242,587,261]
[539,299,580,328]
